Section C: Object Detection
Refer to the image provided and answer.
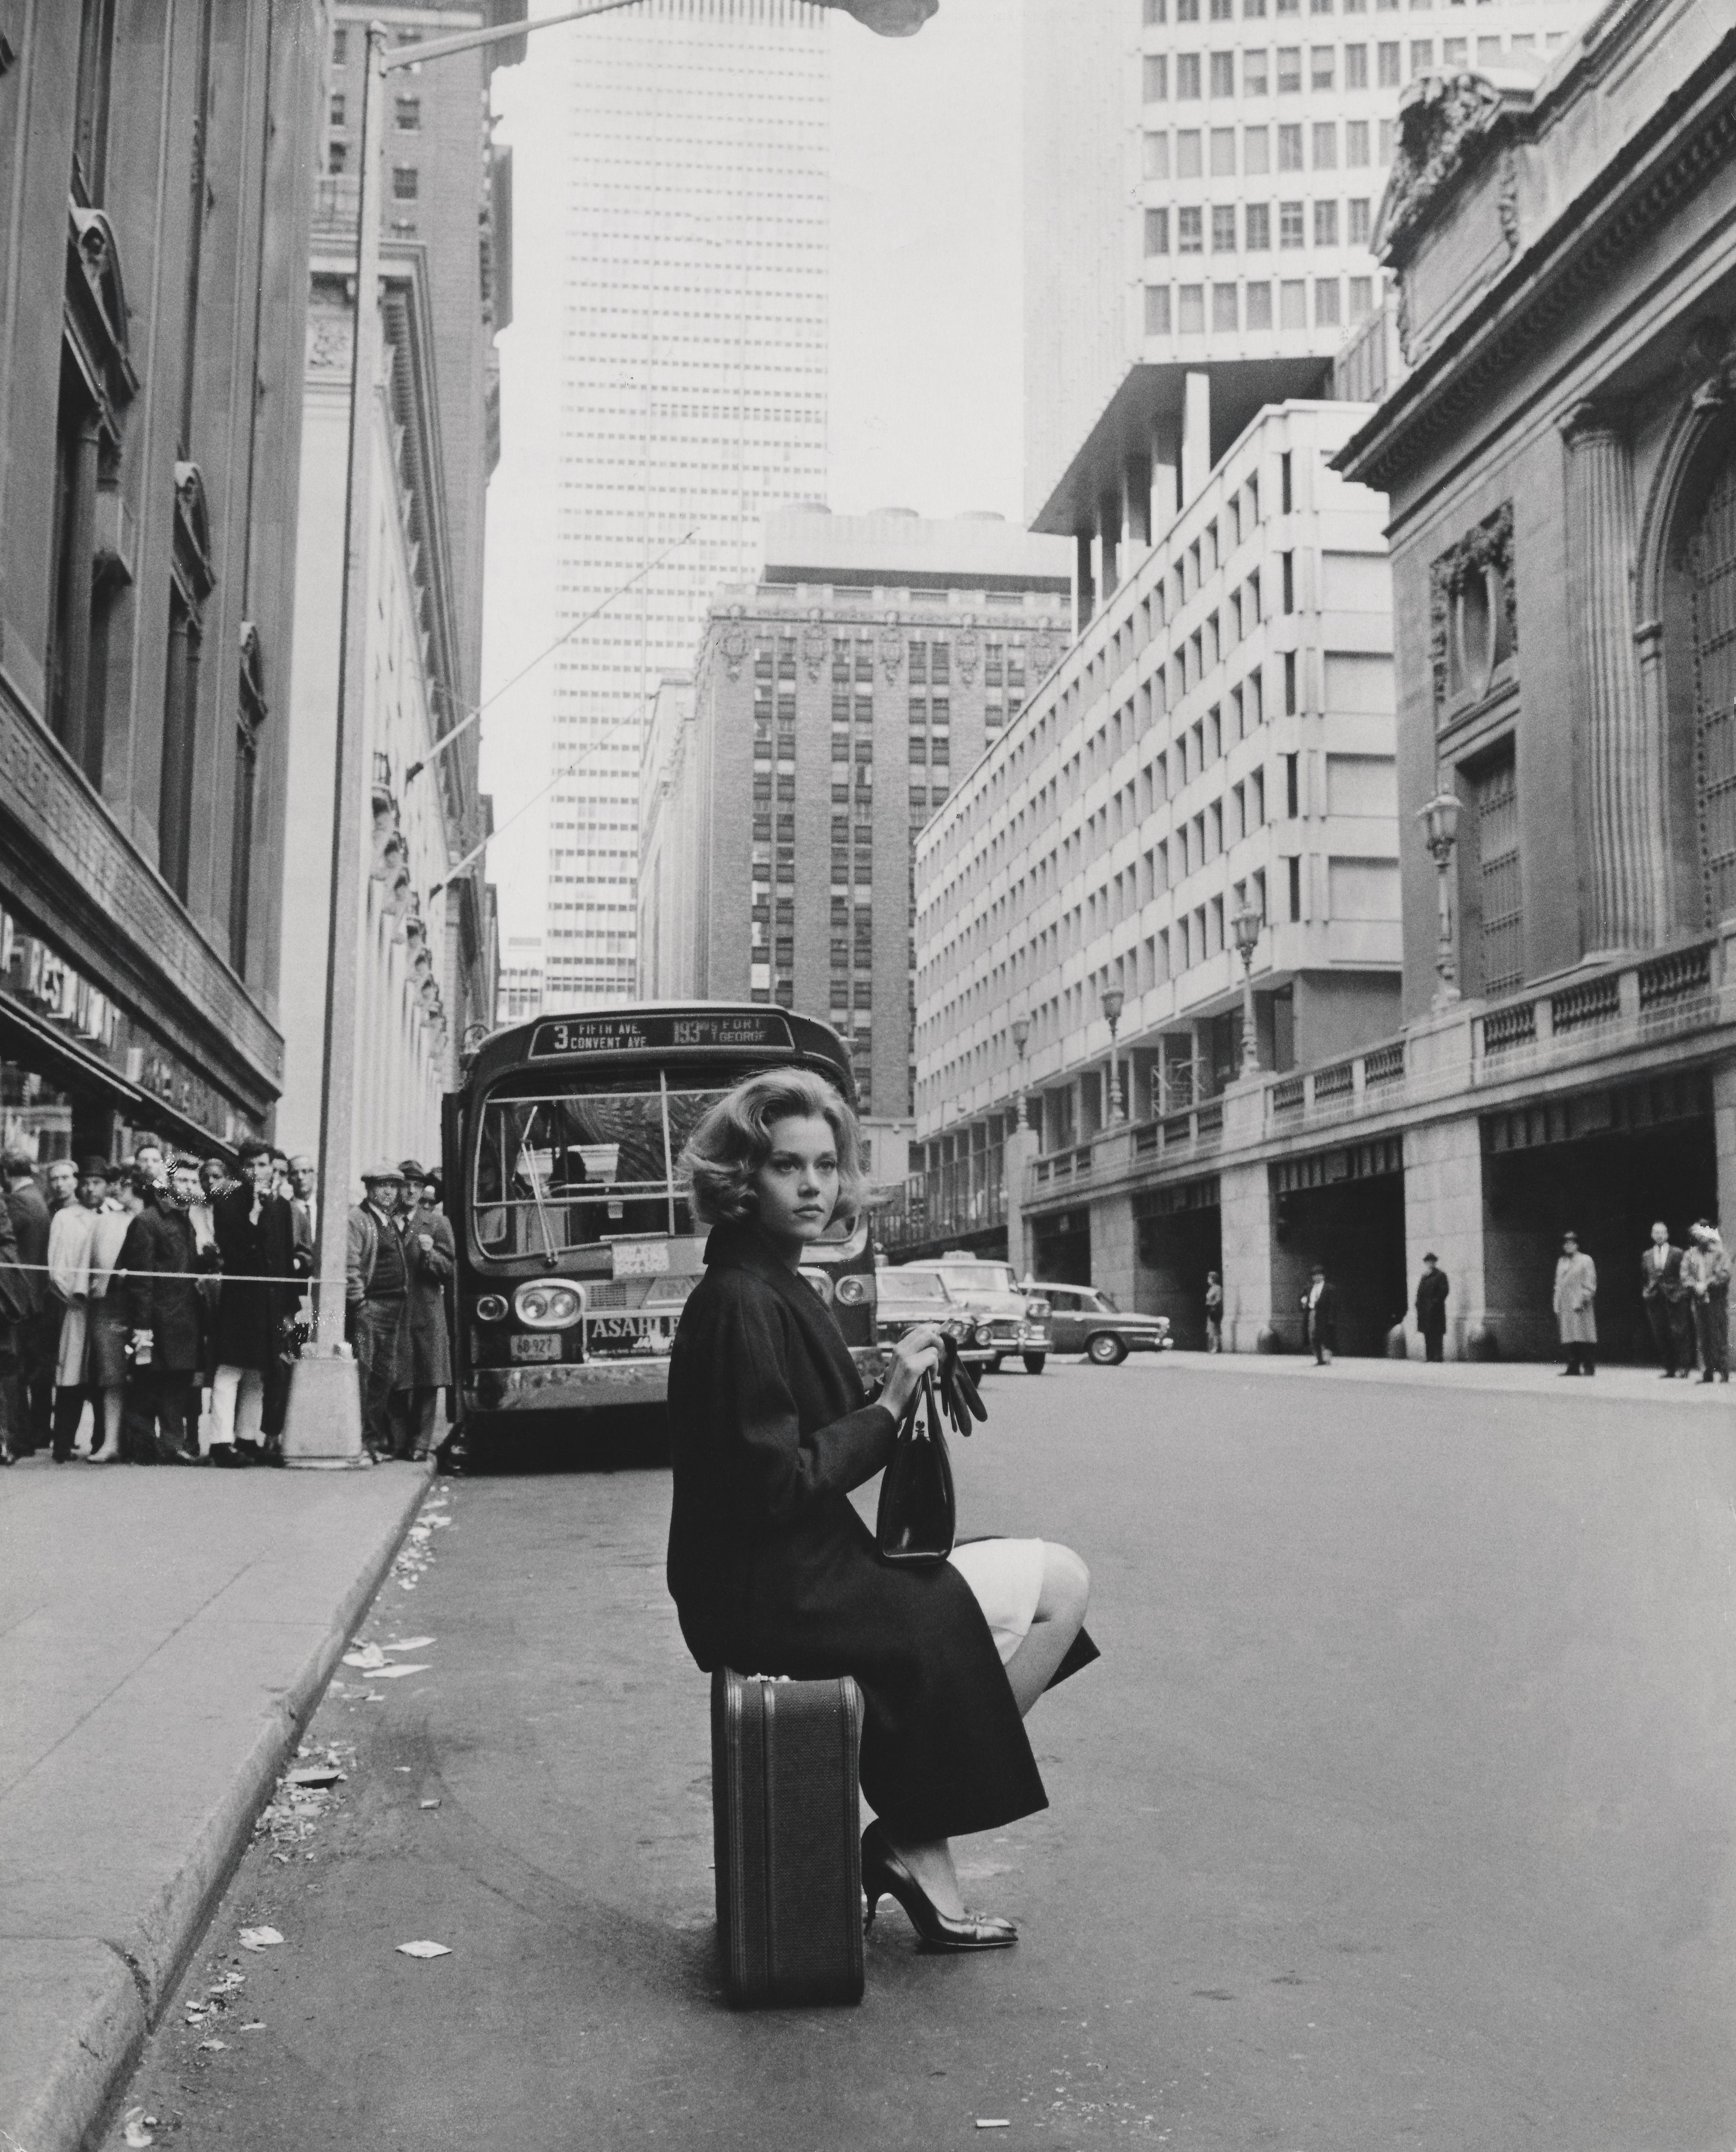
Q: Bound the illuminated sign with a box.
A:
[528,1012,795,1058]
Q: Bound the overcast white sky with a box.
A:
[477,0,1025,951]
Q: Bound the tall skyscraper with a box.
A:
[1024,0,1595,617]
[543,0,832,1007]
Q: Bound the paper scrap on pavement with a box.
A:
[368,1663,430,1679]
[197,2038,228,2053]
[343,1643,387,1671]
[238,1926,284,1950]
[122,2109,155,2147]
[396,1940,452,1958]
[419,1798,441,1810]
[239,2020,267,2031]
[386,1636,434,1651]
[976,2124,1011,2132]
[287,1765,344,1786]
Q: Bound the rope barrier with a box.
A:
[4,1261,350,1288]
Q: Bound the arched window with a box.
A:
[1686,451,1736,924]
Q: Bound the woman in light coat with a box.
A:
[1553,1231,1598,1376]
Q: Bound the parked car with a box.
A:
[1022,1282,1172,1365]
[874,1265,961,1354]
[895,1254,1051,1373]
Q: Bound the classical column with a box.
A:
[1561,402,1666,950]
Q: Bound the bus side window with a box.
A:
[477,1206,507,1249]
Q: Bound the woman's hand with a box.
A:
[880,1324,946,1422]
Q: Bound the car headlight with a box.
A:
[514,1281,583,1329]
[1025,1298,1049,1319]
[474,1293,509,1323]
[834,1274,872,1307]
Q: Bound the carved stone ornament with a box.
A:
[1679,317,1735,412]
[720,604,750,682]
[878,611,904,681]
[1497,145,1520,257]
[802,607,828,681]
[1376,72,1513,261]
[307,307,353,373]
[1428,500,1516,715]
[955,614,981,685]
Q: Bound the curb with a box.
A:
[6,1464,433,2152]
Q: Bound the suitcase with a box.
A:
[711,1667,865,2008]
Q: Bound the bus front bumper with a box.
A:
[465,1343,888,1416]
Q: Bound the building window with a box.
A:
[1311,43,1334,85]
[1344,40,1368,82]
[1442,35,1467,64]
[1246,279,1273,327]
[1279,200,1305,246]
[1145,207,1170,254]
[1278,123,1303,170]
[1178,284,1206,334]
[1474,746,1521,996]
[1315,276,1341,323]
[1212,204,1237,250]
[1212,282,1239,330]
[1210,48,1236,93]
[1245,122,1270,171]
[1177,129,1203,176]
[1314,198,1338,244]
[332,26,349,60]
[1211,0,1234,16]
[159,593,201,902]
[394,95,421,131]
[1276,44,1301,89]
[1177,51,1202,95]
[1143,130,1171,179]
[1143,53,1168,99]
[1410,37,1433,72]
[328,141,348,174]
[391,166,419,202]
[1349,274,1373,319]
[1245,202,1271,250]
[1145,0,1166,19]
[1145,284,1173,335]
[1377,38,1400,81]
[1243,48,1268,92]
[329,93,347,128]
[1347,196,1371,243]
[1379,117,1395,163]
[1313,121,1337,168]
[1210,126,1237,174]
[1346,118,1370,165]
[1177,206,1204,253]
[1287,854,1302,921]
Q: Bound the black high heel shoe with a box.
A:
[861,1823,1017,1952]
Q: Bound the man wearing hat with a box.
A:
[1415,1253,1450,1362]
[211,1139,305,1464]
[390,1159,455,1461]
[347,1164,408,1461]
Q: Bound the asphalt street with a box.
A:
[106,1359,1736,2152]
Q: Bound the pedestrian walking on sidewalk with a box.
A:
[1204,1271,1223,1353]
[667,1069,1094,1954]
[1301,1265,1337,1364]
[1415,1254,1449,1363]
[347,1165,409,1463]
[118,1159,210,1464]
[1682,1222,1731,1384]
[389,1157,453,1461]
[4,1149,54,1451]
[211,1140,304,1466]
[0,1169,29,1465]
[1554,1232,1598,1376]
[1640,1222,1695,1378]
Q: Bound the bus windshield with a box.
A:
[472,1069,724,1255]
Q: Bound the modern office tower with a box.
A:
[539,0,831,1008]
[497,936,547,1026]
[638,505,1072,1116]
[1024,0,1596,618]
[908,405,1399,1338]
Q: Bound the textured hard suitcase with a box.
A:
[711,1667,865,2008]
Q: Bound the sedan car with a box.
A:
[1023,1282,1172,1364]
[874,1264,960,1350]
[895,1256,1051,1373]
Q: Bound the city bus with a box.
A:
[442,1004,881,1447]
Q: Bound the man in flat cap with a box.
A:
[390,1159,454,1462]
[347,1164,408,1462]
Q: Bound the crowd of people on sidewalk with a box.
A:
[0,1136,458,1466]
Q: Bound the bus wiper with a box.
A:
[517,1110,560,1270]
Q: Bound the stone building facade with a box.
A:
[637,505,1072,1119]
[907,403,1403,1333]
[0,2,323,1165]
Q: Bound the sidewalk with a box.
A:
[0,1457,431,2152]
[1128,1348,1736,1405]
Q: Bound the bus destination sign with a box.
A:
[528,1012,794,1058]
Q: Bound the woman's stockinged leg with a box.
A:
[1002,1543,1091,1719]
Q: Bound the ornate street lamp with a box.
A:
[1231,896,1264,1075]
[1418,790,1462,1009]
[1010,1012,1031,1131]
[1100,986,1125,1122]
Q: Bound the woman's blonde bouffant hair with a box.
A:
[679,1068,865,1229]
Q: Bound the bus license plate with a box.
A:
[510,1333,561,1362]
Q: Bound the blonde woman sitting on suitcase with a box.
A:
[666,1069,1092,1950]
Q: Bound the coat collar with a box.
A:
[704,1219,861,1394]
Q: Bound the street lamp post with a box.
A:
[1011,1012,1031,1130]
[1231,897,1263,1075]
[1100,987,1125,1123]
[1418,791,1462,1010]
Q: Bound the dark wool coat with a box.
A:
[5,1180,48,1314]
[400,1209,455,1388]
[212,1187,302,1371]
[1302,1280,1338,1352]
[1415,1266,1449,1337]
[118,1199,207,1371]
[667,1221,1049,1842]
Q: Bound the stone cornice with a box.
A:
[1338,28,1736,499]
[0,672,284,1108]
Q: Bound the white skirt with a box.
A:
[948,1537,1045,1665]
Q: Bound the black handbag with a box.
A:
[875,1336,986,1566]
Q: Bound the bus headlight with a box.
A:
[834,1274,872,1307]
[515,1281,583,1329]
[474,1294,509,1323]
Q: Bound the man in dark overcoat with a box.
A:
[211,1139,305,1465]
[1415,1253,1450,1362]
[390,1159,454,1462]
[3,1151,52,1452]
[347,1164,409,1462]
[118,1161,207,1463]
[1301,1264,1338,1364]
[1640,1220,1694,1377]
